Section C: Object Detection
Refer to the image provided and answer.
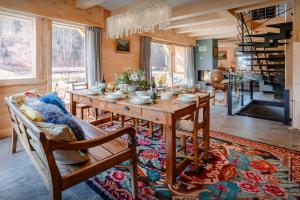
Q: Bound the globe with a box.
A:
[210,70,224,83]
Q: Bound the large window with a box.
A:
[52,23,86,98]
[150,42,187,87]
[150,42,171,86]
[173,46,187,85]
[0,11,36,80]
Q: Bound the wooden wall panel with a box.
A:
[102,29,196,83]
[0,0,106,28]
[0,1,196,138]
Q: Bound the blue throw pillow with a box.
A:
[29,101,84,141]
[40,92,69,115]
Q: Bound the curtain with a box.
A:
[86,27,102,88]
[140,36,152,81]
[186,46,195,88]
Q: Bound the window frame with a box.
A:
[150,40,188,87]
[0,9,38,85]
[51,21,87,94]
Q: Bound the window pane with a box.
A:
[173,46,187,86]
[150,42,171,86]
[52,23,86,98]
[0,13,35,80]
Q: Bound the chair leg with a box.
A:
[79,108,84,120]
[193,133,199,169]
[181,135,187,154]
[11,129,18,154]
[50,185,62,200]
[86,108,90,119]
[110,113,114,124]
[134,118,139,133]
[94,108,99,120]
[148,121,153,138]
[121,115,125,127]
[130,157,138,199]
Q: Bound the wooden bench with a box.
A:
[5,96,138,200]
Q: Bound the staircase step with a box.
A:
[245,32,280,38]
[267,22,292,30]
[249,57,285,61]
[262,69,285,72]
[254,69,284,73]
[269,54,285,59]
[245,32,292,40]
[238,42,288,48]
[247,64,285,69]
[237,50,284,54]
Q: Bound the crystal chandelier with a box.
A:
[106,1,171,39]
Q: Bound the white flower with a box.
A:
[130,73,139,81]
[140,75,145,81]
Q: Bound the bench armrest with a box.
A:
[45,126,136,151]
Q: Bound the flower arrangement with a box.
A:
[115,68,150,91]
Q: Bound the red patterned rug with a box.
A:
[87,123,300,199]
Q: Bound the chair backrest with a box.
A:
[5,97,54,181]
[194,94,210,131]
[72,82,88,90]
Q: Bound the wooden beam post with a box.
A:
[292,0,300,129]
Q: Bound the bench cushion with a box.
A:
[34,122,90,164]
[176,119,194,132]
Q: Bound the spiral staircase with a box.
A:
[232,5,292,124]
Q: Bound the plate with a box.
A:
[178,94,196,102]
[177,97,195,104]
[107,92,124,100]
[129,98,152,105]
[87,90,100,95]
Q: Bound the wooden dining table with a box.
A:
[68,90,210,185]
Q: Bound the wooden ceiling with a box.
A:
[76,0,286,41]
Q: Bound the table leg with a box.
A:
[70,94,77,116]
[121,115,125,127]
[165,115,176,186]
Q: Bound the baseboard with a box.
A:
[0,128,11,139]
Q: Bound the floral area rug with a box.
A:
[87,123,300,200]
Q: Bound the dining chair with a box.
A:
[71,82,93,120]
[134,119,163,138]
[176,94,210,168]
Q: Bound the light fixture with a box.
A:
[106,0,171,39]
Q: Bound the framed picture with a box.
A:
[115,39,130,53]
[218,51,227,60]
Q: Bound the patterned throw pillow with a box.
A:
[33,122,89,165]
[12,90,39,106]
[20,105,43,122]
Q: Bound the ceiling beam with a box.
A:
[188,27,237,37]
[171,0,270,21]
[76,0,108,9]
[196,32,238,40]
[168,13,226,29]
[176,20,232,33]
